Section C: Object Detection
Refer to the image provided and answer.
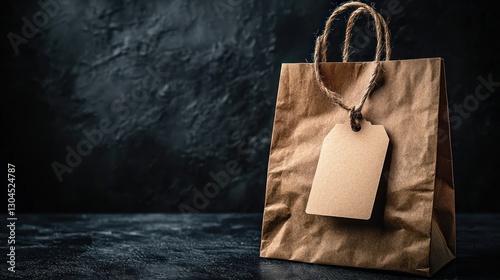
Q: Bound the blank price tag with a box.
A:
[306,120,389,220]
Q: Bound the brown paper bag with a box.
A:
[260,2,455,277]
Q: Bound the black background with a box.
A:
[1,0,499,213]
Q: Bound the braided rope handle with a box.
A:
[313,2,391,131]
[343,6,391,62]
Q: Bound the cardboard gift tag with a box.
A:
[306,119,389,220]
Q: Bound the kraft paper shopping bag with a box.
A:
[260,2,455,276]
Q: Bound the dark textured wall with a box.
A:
[2,0,499,213]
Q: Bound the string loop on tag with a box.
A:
[349,107,363,132]
[313,2,391,132]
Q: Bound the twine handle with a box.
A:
[313,2,391,131]
[343,7,391,62]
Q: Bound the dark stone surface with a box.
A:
[0,213,499,279]
[1,0,500,213]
